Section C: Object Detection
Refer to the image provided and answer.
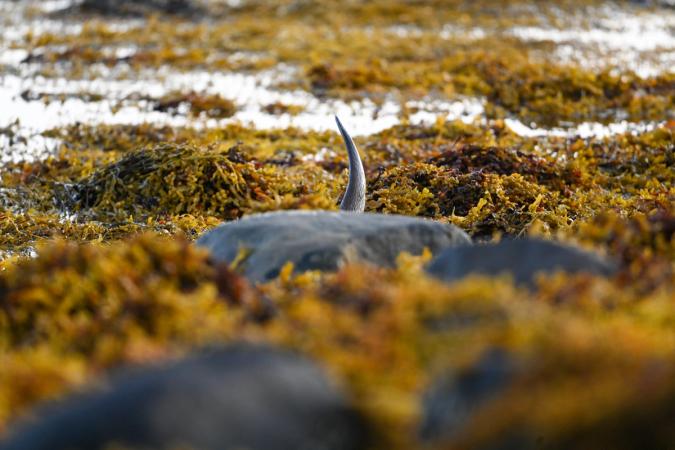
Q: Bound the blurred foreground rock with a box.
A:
[426,238,616,287]
[420,346,675,450]
[0,344,366,450]
[197,211,472,282]
[420,348,520,445]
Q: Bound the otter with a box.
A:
[195,115,471,281]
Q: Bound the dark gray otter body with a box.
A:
[198,211,471,282]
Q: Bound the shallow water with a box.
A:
[510,6,675,77]
[0,57,488,161]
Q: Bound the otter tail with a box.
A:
[335,115,366,212]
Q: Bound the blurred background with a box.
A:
[1,0,673,164]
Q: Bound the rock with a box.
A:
[426,238,616,288]
[0,344,366,450]
[629,0,675,8]
[420,349,530,450]
[420,348,517,442]
[196,211,472,282]
[65,0,202,17]
[420,346,675,450]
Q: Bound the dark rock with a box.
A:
[64,0,202,17]
[426,238,617,288]
[420,348,528,449]
[0,344,366,450]
[629,0,675,8]
[197,211,472,282]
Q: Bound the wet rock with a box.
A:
[420,347,675,450]
[66,0,202,17]
[197,211,472,282]
[0,344,366,450]
[420,348,527,449]
[629,0,675,8]
[426,238,617,288]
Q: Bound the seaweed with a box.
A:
[4,121,671,245]
[0,233,250,429]
[152,91,237,119]
[0,215,672,447]
[262,102,305,116]
[43,123,191,154]
[427,144,583,191]
[71,144,286,220]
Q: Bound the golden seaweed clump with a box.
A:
[367,148,570,237]
[0,233,256,431]
[71,144,291,220]
[365,124,673,238]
